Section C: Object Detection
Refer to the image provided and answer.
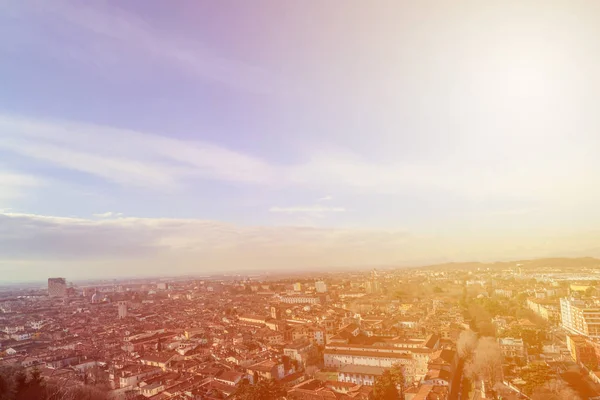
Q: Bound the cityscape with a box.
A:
[3,258,600,399]
[3,1,600,399]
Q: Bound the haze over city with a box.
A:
[6,2,600,400]
[2,0,600,282]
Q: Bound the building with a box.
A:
[238,315,269,325]
[365,280,381,294]
[280,295,321,305]
[527,298,559,322]
[270,306,282,320]
[560,298,600,339]
[215,371,245,386]
[293,282,303,292]
[284,340,313,364]
[494,289,514,298]
[48,278,67,297]
[246,360,284,383]
[118,301,128,319]
[497,337,526,358]
[566,335,598,369]
[315,281,327,293]
[324,347,417,381]
[338,365,385,386]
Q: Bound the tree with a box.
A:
[520,363,555,396]
[457,330,478,360]
[389,364,406,399]
[0,369,14,400]
[234,379,286,400]
[531,379,581,400]
[13,370,28,400]
[373,370,399,400]
[466,337,503,386]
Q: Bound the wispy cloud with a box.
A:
[0,170,42,203]
[269,206,346,213]
[2,211,600,280]
[318,195,333,202]
[0,114,274,188]
[93,212,122,218]
[2,111,599,210]
[4,1,282,94]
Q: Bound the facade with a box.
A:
[118,301,128,319]
[284,340,313,364]
[527,298,559,322]
[498,337,526,358]
[247,360,284,383]
[293,282,303,292]
[567,335,598,368]
[324,348,417,381]
[280,295,321,305]
[238,315,269,325]
[315,281,327,293]
[337,365,385,386]
[561,298,600,339]
[48,277,67,297]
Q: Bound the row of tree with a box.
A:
[456,330,581,399]
[0,367,108,400]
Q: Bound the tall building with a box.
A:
[315,281,327,293]
[270,306,281,320]
[561,297,600,339]
[48,278,67,297]
[365,280,381,294]
[566,335,598,369]
[118,301,128,319]
[293,282,302,292]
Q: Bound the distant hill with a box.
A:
[421,257,600,271]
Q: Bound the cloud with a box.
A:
[318,195,333,202]
[2,211,600,281]
[0,171,42,203]
[3,1,282,95]
[269,206,346,213]
[0,114,275,188]
[93,212,122,218]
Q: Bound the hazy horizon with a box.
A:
[3,1,600,281]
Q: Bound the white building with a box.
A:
[118,301,128,319]
[561,297,600,339]
[315,281,327,293]
[338,365,385,386]
[280,295,321,305]
[498,337,526,358]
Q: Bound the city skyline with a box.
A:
[3,1,600,280]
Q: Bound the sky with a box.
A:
[2,0,600,281]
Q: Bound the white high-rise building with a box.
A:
[118,301,128,319]
[315,281,327,293]
[560,297,600,339]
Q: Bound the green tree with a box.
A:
[373,370,399,400]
